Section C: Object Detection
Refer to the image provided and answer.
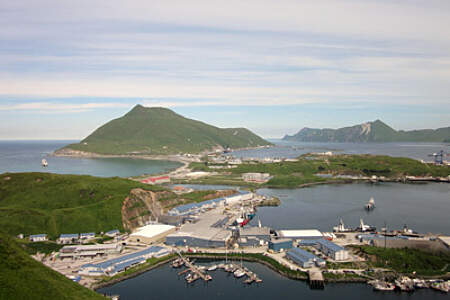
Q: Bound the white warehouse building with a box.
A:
[225,191,253,205]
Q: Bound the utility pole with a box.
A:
[384,221,387,249]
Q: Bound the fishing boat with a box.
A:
[369,280,395,291]
[395,277,414,292]
[333,218,352,232]
[365,197,375,210]
[357,218,376,232]
[41,159,48,167]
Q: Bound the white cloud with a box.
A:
[0,102,132,113]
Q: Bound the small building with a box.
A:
[59,243,123,260]
[269,238,293,252]
[57,233,79,244]
[128,224,176,244]
[29,234,48,242]
[242,173,271,183]
[105,229,120,237]
[286,248,325,268]
[277,229,323,240]
[80,232,96,241]
[140,176,170,185]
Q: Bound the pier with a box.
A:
[176,251,211,282]
[308,270,324,289]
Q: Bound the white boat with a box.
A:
[41,159,48,167]
[333,218,352,232]
[208,265,218,271]
[234,270,246,278]
[365,197,375,210]
[369,280,395,291]
[357,218,376,232]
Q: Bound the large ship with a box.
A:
[333,218,352,232]
[357,218,376,232]
[365,197,375,210]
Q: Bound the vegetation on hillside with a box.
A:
[357,246,450,276]
[0,172,164,238]
[283,120,450,143]
[63,105,271,155]
[188,154,449,188]
[0,232,105,300]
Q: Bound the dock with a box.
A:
[176,251,211,282]
[308,270,324,289]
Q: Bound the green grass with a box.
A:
[0,172,165,238]
[0,232,105,300]
[188,154,449,188]
[64,105,271,155]
[18,240,63,255]
[358,246,450,276]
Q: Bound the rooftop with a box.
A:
[315,239,345,252]
[130,224,175,238]
[287,248,324,264]
[278,229,323,238]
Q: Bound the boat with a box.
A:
[395,277,414,292]
[357,218,376,232]
[365,197,375,210]
[234,269,246,278]
[431,281,449,293]
[207,265,218,271]
[413,279,428,289]
[369,280,395,291]
[41,159,48,167]
[333,218,352,232]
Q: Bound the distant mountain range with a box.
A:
[283,120,450,143]
[61,105,271,155]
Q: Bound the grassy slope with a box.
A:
[0,232,104,300]
[0,172,165,238]
[189,154,450,188]
[65,105,271,155]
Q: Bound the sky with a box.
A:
[1,0,449,139]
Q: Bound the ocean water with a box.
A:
[253,182,450,234]
[97,261,448,300]
[0,140,182,177]
[230,140,449,161]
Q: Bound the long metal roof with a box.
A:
[286,248,324,264]
[315,239,345,252]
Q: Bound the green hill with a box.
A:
[0,172,164,238]
[60,105,271,155]
[0,232,104,300]
[283,120,450,143]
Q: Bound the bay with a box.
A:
[0,140,182,177]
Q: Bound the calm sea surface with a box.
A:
[230,140,449,161]
[0,140,182,177]
[97,261,448,300]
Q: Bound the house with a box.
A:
[57,233,79,244]
[29,234,48,242]
[105,229,120,237]
[80,232,96,242]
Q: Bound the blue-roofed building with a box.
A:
[80,232,96,242]
[78,245,170,276]
[286,248,325,268]
[29,234,47,242]
[57,233,79,244]
[314,239,349,261]
[297,240,319,247]
[269,238,293,252]
[168,196,226,216]
[105,229,120,237]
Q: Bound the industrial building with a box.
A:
[314,239,349,261]
[225,191,253,205]
[165,209,232,248]
[57,233,79,244]
[286,248,325,268]
[238,226,271,247]
[277,229,323,240]
[59,243,123,260]
[128,224,176,244]
[268,238,293,252]
[79,246,170,276]
[29,234,47,242]
[168,197,225,216]
[242,173,271,183]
